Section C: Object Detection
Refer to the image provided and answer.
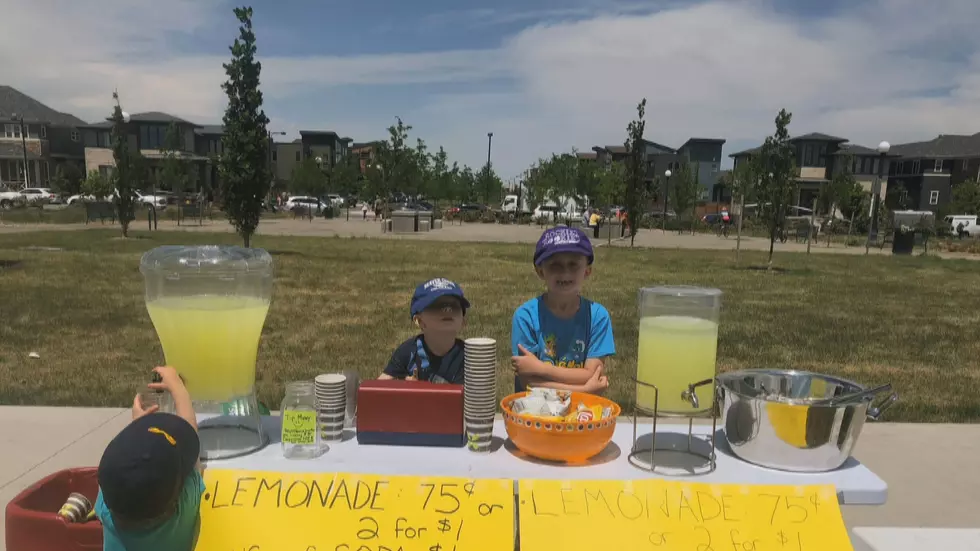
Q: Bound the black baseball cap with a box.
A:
[98,413,200,521]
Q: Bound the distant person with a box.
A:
[957,221,967,239]
[582,208,591,228]
[362,203,369,221]
[96,366,203,551]
[589,210,602,238]
[510,227,614,394]
[379,278,470,384]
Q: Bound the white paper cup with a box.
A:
[316,373,347,384]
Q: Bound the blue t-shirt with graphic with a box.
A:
[511,296,615,391]
[95,470,205,551]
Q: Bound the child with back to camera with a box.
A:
[379,277,470,384]
[511,226,615,393]
[95,366,204,551]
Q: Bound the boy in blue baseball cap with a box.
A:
[380,277,470,384]
[511,226,614,393]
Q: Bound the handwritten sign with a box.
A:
[281,411,317,445]
[518,480,852,551]
[195,469,514,551]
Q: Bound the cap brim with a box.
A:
[534,247,594,266]
[132,412,200,480]
[411,290,470,317]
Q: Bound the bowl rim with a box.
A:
[500,391,622,423]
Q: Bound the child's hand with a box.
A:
[583,365,609,394]
[511,344,543,378]
[132,393,159,420]
[148,366,187,394]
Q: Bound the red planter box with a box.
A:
[5,467,103,551]
[357,380,465,447]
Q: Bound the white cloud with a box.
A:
[3,0,980,177]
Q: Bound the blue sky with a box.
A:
[4,0,980,178]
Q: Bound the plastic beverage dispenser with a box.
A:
[140,245,273,460]
[636,286,722,415]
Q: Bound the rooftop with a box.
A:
[888,133,980,159]
[0,85,87,127]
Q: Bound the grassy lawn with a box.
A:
[0,229,977,422]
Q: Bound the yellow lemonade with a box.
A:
[146,295,270,402]
[636,316,718,414]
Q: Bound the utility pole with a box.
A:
[485,132,493,205]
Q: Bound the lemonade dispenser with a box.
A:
[140,245,273,460]
[628,286,722,474]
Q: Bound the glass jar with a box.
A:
[280,381,322,459]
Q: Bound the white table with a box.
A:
[852,528,980,551]
[210,418,887,505]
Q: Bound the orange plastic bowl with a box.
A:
[501,392,621,463]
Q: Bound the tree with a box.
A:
[289,157,328,199]
[595,161,626,211]
[731,155,761,263]
[81,170,114,200]
[51,163,84,197]
[372,118,412,217]
[219,6,271,247]
[826,156,862,246]
[948,179,980,215]
[671,162,701,234]
[109,91,137,237]
[328,153,362,200]
[755,108,796,268]
[623,98,648,247]
[160,121,191,205]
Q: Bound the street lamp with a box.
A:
[662,168,672,233]
[866,141,890,254]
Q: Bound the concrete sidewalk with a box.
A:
[1,407,977,550]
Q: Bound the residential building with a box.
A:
[886,133,980,212]
[273,130,353,185]
[592,136,726,201]
[0,85,87,189]
[352,141,382,173]
[79,112,215,192]
[676,138,726,199]
[833,143,893,204]
[730,132,893,211]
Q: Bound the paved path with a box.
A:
[0,407,976,550]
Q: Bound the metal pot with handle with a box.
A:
[716,369,897,472]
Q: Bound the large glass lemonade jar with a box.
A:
[636,286,721,416]
[140,245,273,459]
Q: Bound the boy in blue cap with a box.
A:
[511,227,614,393]
[380,277,470,384]
[95,366,204,551]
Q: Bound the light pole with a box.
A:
[662,169,672,234]
[485,132,493,205]
[866,140,890,255]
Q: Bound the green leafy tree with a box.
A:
[328,153,362,199]
[948,179,980,215]
[454,165,477,204]
[109,92,136,237]
[372,118,412,216]
[825,156,862,246]
[410,138,431,198]
[160,121,191,205]
[81,170,114,200]
[289,157,328,198]
[756,108,796,268]
[51,163,84,196]
[219,6,271,247]
[671,162,701,234]
[429,147,455,202]
[595,161,626,210]
[731,155,761,263]
[623,98,648,247]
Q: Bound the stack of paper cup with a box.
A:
[463,337,497,452]
[315,373,347,441]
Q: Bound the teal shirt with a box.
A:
[95,471,206,551]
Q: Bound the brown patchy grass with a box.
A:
[0,229,978,422]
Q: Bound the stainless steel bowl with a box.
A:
[716,369,897,472]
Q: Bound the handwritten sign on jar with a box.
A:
[194,469,514,551]
[518,480,851,551]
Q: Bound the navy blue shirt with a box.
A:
[384,335,465,384]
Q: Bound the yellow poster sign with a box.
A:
[196,469,514,551]
[518,480,852,551]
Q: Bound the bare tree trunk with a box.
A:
[768,227,775,270]
[827,206,835,247]
[845,212,855,247]
[735,192,744,264]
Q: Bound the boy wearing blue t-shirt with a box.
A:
[511,227,615,393]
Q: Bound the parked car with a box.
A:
[0,189,23,208]
[65,190,167,209]
[21,188,59,204]
[286,196,323,214]
[405,200,435,212]
[449,203,487,214]
[323,194,345,207]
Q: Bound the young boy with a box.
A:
[511,227,614,393]
[380,277,470,384]
[95,366,204,551]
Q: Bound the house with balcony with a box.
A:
[886,133,980,212]
[0,85,87,189]
[273,130,353,186]
[79,112,217,193]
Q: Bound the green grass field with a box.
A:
[0,229,977,422]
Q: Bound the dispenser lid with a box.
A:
[139,245,273,275]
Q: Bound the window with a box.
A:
[40,126,46,139]
[929,190,940,205]
[934,159,943,172]
[98,132,111,148]
[871,158,880,175]
[139,125,166,149]
[963,159,970,171]
[899,190,909,204]
[4,124,22,139]
[817,145,827,167]
[295,151,301,162]
[70,130,79,142]
[803,145,814,166]
[272,150,277,162]
[911,160,920,174]
[711,164,718,173]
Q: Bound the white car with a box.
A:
[0,189,23,208]
[286,196,323,213]
[66,190,167,209]
[324,194,344,206]
[21,188,58,204]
